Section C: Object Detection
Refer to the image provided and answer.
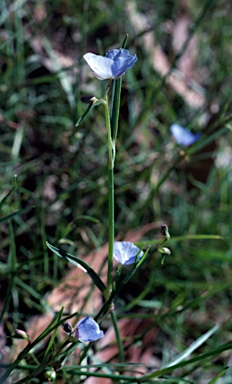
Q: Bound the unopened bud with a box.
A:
[158,246,171,255]
[44,368,56,381]
[62,321,73,334]
[161,224,170,240]
[81,95,98,104]
[14,329,30,340]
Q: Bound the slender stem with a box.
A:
[110,311,124,362]
[107,167,114,294]
[103,63,125,363]
[109,34,128,141]
[104,97,115,168]
[111,77,122,142]
[103,97,115,299]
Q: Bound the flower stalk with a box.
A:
[103,95,115,299]
[77,40,138,361]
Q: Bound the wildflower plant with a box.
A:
[44,36,164,373]
[1,32,226,384]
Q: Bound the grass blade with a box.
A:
[163,323,220,368]
[46,241,106,294]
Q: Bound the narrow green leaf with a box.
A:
[0,186,15,210]
[121,34,129,49]
[76,99,104,126]
[207,367,228,384]
[42,308,64,365]
[75,102,95,126]
[76,215,101,224]
[163,323,220,368]
[46,241,106,294]
[142,326,228,381]
[0,206,34,225]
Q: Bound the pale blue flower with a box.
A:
[74,315,104,342]
[83,48,137,80]
[170,123,201,147]
[113,241,144,265]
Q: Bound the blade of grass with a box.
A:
[0,222,17,324]
[0,187,15,210]
[46,241,106,294]
[207,367,229,384]
[141,333,232,381]
[0,206,34,224]
[163,323,220,368]
[40,308,64,366]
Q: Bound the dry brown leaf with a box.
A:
[23,3,77,84]
[172,13,198,79]
[127,2,205,109]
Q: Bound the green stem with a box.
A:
[109,34,127,141]
[111,77,122,142]
[102,48,125,364]
[107,166,114,292]
[103,97,115,299]
[104,97,115,168]
[110,310,124,362]
[103,92,125,365]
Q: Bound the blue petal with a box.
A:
[170,124,201,147]
[75,315,104,342]
[83,48,137,80]
[107,49,137,78]
[105,49,122,60]
[113,241,143,265]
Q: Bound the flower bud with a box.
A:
[161,224,170,240]
[158,246,171,255]
[62,322,73,334]
[81,95,98,104]
[44,368,56,381]
[14,329,30,340]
